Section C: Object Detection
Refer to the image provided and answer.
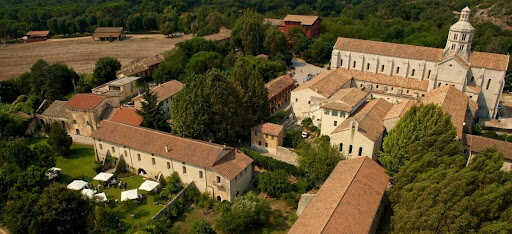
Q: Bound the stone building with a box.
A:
[24,31,49,42]
[92,27,125,41]
[117,55,164,78]
[91,120,254,202]
[281,15,321,38]
[251,123,285,155]
[132,80,183,118]
[265,74,296,113]
[330,7,509,119]
[320,88,369,135]
[92,76,141,101]
[289,157,389,234]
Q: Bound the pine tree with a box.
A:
[136,90,169,132]
[231,11,264,55]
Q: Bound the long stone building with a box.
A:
[330,7,509,119]
[91,120,253,202]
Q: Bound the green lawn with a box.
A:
[56,143,98,182]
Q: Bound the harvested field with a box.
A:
[0,34,194,81]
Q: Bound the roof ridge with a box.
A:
[320,158,366,233]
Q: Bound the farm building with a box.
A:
[93,27,125,41]
[24,31,50,42]
[117,54,164,78]
[264,15,321,38]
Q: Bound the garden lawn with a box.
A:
[56,143,97,181]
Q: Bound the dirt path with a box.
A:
[0,33,193,80]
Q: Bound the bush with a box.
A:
[113,157,127,177]
[283,129,303,148]
[240,148,305,177]
[197,193,214,210]
[281,192,298,207]
[266,110,287,124]
[47,123,72,156]
[256,170,294,198]
[184,184,200,203]
[190,219,216,234]
[295,177,314,194]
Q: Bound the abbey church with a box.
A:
[330,7,509,119]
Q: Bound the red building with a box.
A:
[24,31,50,42]
[280,15,321,38]
[266,74,297,113]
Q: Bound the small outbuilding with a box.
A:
[25,31,50,42]
[121,189,139,201]
[138,180,160,192]
[67,180,88,190]
[93,27,125,41]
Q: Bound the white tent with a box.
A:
[81,189,96,199]
[138,180,160,192]
[67,180,88,190]
[93,172,114,182]
[94,192,108,202]
[121,189,139,201]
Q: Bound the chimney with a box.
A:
[165,145,169,152]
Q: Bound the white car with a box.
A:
[46,167,62,180]
[301,131,309,138]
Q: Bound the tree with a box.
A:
[136,90,169,131]
[152,49,187,84]
[197,11,223,36]
[191,219,216,234]
[296,137,343,184]
[288,27,311,57]
[160,6,179,36]
[93,57,121,84]
[94,206,125,233]
[231,11,264,55]
[264,26,290,61]
[379,104,457,175]
[257,170,293,198]
[186,51,223,74]
[215,192,272,233]
[0,139,38,170]
[3,191,40,233]
[305,33,337,65]
[47,123,72,156]
[35,183,91,234]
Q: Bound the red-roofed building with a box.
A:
[266,75,296,113]
[280,15,321,38]
[109,107,143,126]
[24,31,50,42]
[251,122,284,154]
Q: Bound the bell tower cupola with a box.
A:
[443,7,474,61]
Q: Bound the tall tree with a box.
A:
[136,90,169,132]
[231,11,264,55]
[93,57,121,84]
[47,123,72,156]
[263,25,291,63]
[296,137,343,184]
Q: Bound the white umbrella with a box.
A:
[67,180,88,190]
[94,192,108,202]
[81,189,96,199]
[93,172,114,182]
[121,189,138,201]
[138,180,159,192]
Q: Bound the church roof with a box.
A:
[293,70,352,98]
[333,37,509,71]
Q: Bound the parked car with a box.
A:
[46,167,61,180]
[301,131,309,138]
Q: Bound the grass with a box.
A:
[56,143,98,182]
[172,206,220,233]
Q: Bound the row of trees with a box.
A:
[380,104,512,232]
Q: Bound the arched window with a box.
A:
[451,44,456,50]
[216,196,221,201]
[462,34,466,41]
[349,145,353,154]
[358,147,363,156]
[353,61,356,68]
[453,33,458,40]
[460,45,464,50]
[411,69,415,76]
[396,67,400,74]
[427,70,431,79]
[339,143,343,152]
[340,59,343,67]
[381,65,385,72]
[367,63,370,70]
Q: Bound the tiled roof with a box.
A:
[265,75,296,99]
[118,55,164,77]
[334,37,509,71]
[321,88,369,112]
[133,80,183,103]
[91,120,253,180]
[254,123,284,136]
[26,31,49,36]
[65,93,107,110]
[283,15,320,26]
[466,134,512,160]
[384,100,416,120]
[466,84,481,94]
[341,68,429,91]
[93,27,123,38]
[293,70,352,98]
[263,18,284,26]
[421,86,468,139]
[289,157,390,234]
[332,99,393,141]
[41,100,68,119]
[108,107,143,126]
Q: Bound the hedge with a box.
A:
[240,148,305,177]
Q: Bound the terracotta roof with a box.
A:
[108,107,142,126]
[321,88,369,112]
[466,134,512,160]
[421,85,469,139]
[293,70,352,98]
[384,100,416,120]
[93,27,123,38]
[265,75,296,99]
[137,80,183,103]
[65,93,107,110]
[283,15,320,26]
[333,37,509,71]
[26,31,49,37]
[254,123,284,136]
[40,100,68,119]
[332,99,393,141]
[91,120,253,180]
[289,157,390,234]
[263,18,284,26]
[340,68,429,91]
[118,55,164,77]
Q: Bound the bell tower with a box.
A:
[443,7,474,61]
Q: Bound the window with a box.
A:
[411,69,415,76]
[324,110,329,115]
[86,121,90,126]
[349,145,353,154]
[137,154,141,161]
[451,44,455,50]
[462,34,466,41]
[333,121,337,126]
[353,61,356,68]
[486,79,491,90]
[217,176,221,183]
[460,45,464,50]
[183,166,187,174]
[308,100,311,104]
[254,130,258,136]
[453,33,458,40]
[332,111,338,116]
[152,158,155,165]
[367,63,370,70]
[72,119,77,124]
[296,98,298,102]
[396,67,400,74]
[360,84,363,87]
[427,70,431,79]
[99,144,103,150]
[438,82,441,87]
[406,90,409,94]
[376,85,379,88]
[258,141,261,146]
[471,76,474,82]
[167,162,170,169]
[112,147,115,153]
[358,147,363,156]
[265,142,268,147]
[265,134,268,138]
[199,171,203,178]
[340,59,343,67]
[339,143,343,152]
[381,65,384,72]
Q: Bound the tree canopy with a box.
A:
[136,90,170,132]
[93,57,121,85]
[296,137,344,184]
[231,11,265,55]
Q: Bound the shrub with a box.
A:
[113,157,127,177]
[190,219,216,234]
[47,123,72,156]
[184,184,200,203]
[281,192,298,207]
[241,148,305,177]
[256,170,294,198]
[283,129,303,148]
[197,193,214,210]
[295,177,314,194]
